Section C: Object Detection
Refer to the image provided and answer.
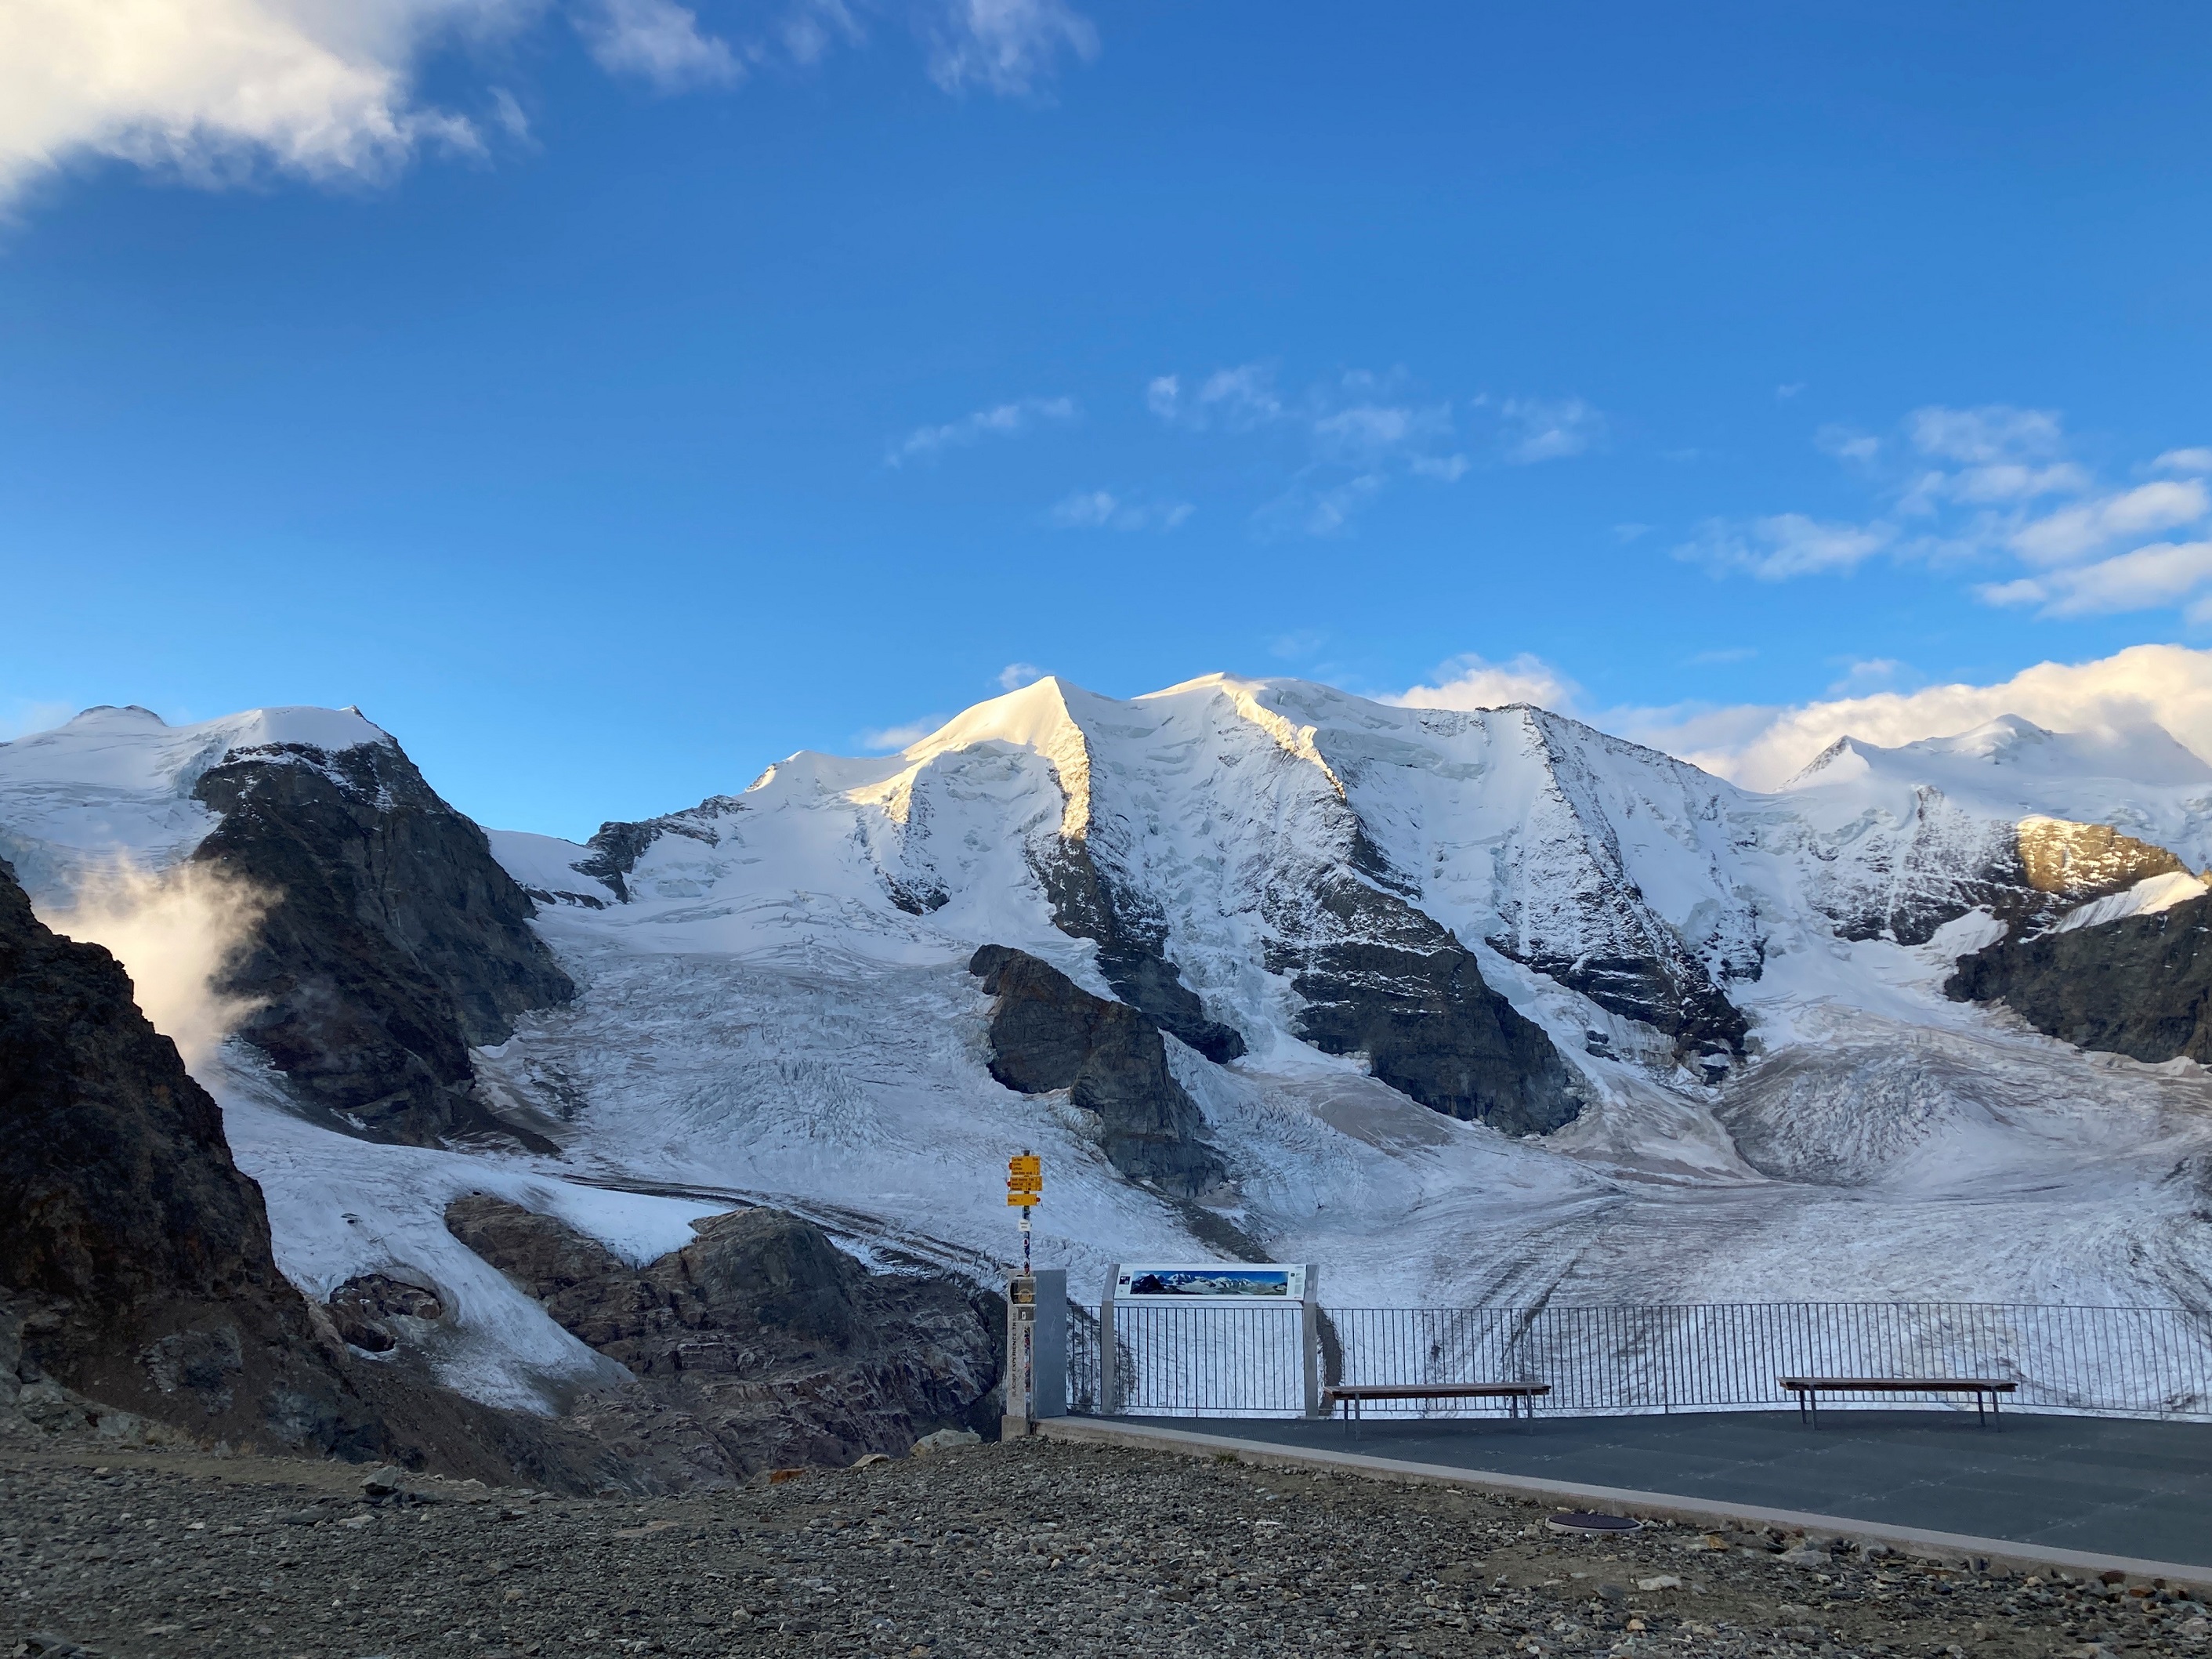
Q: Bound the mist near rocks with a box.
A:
[38,860,270,1076]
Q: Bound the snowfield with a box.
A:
[7,678,2212,1411]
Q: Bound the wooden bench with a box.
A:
[1320,1382,1551,1433]
[1779,1377,2016,1428]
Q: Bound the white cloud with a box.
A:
[1385,652,1583,715]
[0,0,1097,205]
[1153,363,1476,534]
[1619,643,2212,790]
[857,714,950,751]
[1498,396,1606,465]
[1978,539,2212,618]
[1681,513,1895,581]
[996,661,1044,691]
[38,860,270,1075]
[1908,404,2065,465]
[1691,404,2212,619]
[1146,364,1284,431]
[578,0,738,89]
[1379,641,2212,800]
[887,395,1076,465]
[0,0,500,203]
[923,0,1097,96]
[1047,488,1191,531]
[2005,480,2208,567]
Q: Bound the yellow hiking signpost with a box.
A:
[1007,1150,1041,1273]
[1005,1150,1044,1435]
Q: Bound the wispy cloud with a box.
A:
[1048,489,1193,532]
[579,0,740,90]
[886,395,1077,466]
[1619,643,2212,790]
[0,698,73,741]
[1682,404,2212,620]
[1385,652,1582,714]
[0,0,1099,208]
[1150,364,1493,535]
[857,714,950,751]
[1380,642,2212,795]
[924,0,1099,96]
[997,661,1044,692]
[1497,396,1606,464]
[1680,513,1894,581]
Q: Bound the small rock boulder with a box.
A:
[910,1426,982,1458]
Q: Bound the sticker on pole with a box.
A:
[1113,1264,1308,1301]
[1007,1153,1042,1208]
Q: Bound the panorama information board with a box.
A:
[1111,1264,1310,1302]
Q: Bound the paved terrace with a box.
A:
[1123,1409,2212,1567]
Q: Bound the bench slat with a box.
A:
[1322,1383,1550,1401]
[1779,1378,2015,1393]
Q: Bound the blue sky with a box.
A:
[4,2,2211,835]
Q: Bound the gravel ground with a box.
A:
[5,1436,2200,1659]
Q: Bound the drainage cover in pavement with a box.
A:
[1545,1512,1642,1537]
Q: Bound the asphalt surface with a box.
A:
[1124,1408,2212,1567]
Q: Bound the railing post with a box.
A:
[1099,1264,1120,1416]
[1301,1264,1323,1417]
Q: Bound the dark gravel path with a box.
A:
[5,1437,2196,1658]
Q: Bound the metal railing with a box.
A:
[1070,1301,2212,1421]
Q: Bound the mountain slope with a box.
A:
[9,679,2212,1421]
[0,706,572,1147]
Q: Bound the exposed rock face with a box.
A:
[1946,893,2212,1063]
[1264,873,1584,1136]
[1468,710,1756,1060]
[1033,840,1247,1063]
[968,944,1225,1194]
[444,1194,1001,1485]
[1799,795,2187,947]
[0,857,625,1489]
[190,739,573,1148]
[569,799,749,905]
[0,851,357,1446]
[326,1274,444,1354]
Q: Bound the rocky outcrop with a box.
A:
[1033,840,1247,1063]
[0,856,625,1489]
[325,1273,444,1354]
[968,944,1225,1194]
[1265,874,1583,1136]
[190,739,574,1148]
[1946,892,2212,1063]
[1803,796,2188,947]
[445,1195,1001,1485]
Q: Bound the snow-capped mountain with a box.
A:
[9,677,2212,1414]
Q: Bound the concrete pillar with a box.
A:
[1099,1262,1120,1415]
[1301,1264,1323,1418]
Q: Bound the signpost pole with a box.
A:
[1004,1151,1044,1438]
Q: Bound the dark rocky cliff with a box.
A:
[0,856,625,1488]
[1946,893,2212,1063]
[968,944,1225,1194]
[446,1195,1001,1485]
[190,739,574,1148]
[1266,873,1583,1136]
[1033,840,1247,1063]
